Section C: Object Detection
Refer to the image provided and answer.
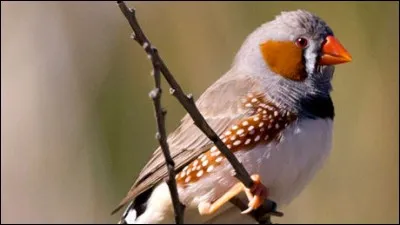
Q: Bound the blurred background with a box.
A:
[1,1,398,224]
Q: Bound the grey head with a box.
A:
[231,10,352,119]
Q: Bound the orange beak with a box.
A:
[319,35,352,65]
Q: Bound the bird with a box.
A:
[113,9,352,224]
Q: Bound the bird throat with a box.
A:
[260,40,307,81]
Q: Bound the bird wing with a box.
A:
[113,72,261,213]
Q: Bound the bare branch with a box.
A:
[116,1,282,223]
[148,61,185,224]
[117,2,185,223]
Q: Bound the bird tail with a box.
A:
[118,202,137,224]
[114,188,154,224]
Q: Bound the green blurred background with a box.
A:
[1,1,398,223]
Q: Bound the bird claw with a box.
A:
[197,174,268,216]
[241,174,268,214]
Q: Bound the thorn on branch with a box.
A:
[155,132,161,140]
[142,42,149,50]
[130,32,136,40]
[149,88,161,99]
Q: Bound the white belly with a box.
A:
[253,118,333,206]
[132,118,333,224]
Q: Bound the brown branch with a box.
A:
[117,1,281,223]
[116,2,185,223]
[148,61,186,223]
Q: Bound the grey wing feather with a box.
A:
[113,72,260,212]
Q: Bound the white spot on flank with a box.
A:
[245,139,251,145]
[232,125,238,130]
[251,98,258,103]
[268,124,272,129]
[225,131,232,136]
[233,140,241,146]
[211,151,221,157]
[264,135,269,140]
[201,155,207,162]
[263,110,267,114]
[185,176,191,183]
[248,126,254,131]
[196,170,204,177]
[242,121,249,126]
[210,146,217,152]
[180,172,185,178]
[196,165,201,170]
[247,93,254,98]
[249,130,255,135]
[254,135,260,142]
[268,115,272,119]
[275,124,280,129]
[215,157,223,163]
[253,116,260,121]
[260,128,265,132]
[222,138,227,143]
[259,122,264,127]
[226,144,232,149]
[207,165,214,173]
[202,160,208,167]
[193,160,199,166]
[182,166,189,172]
[186,170,191,176]
[245,103,252,108]
[230,135,237,141]
[274,111,278,117]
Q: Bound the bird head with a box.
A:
[232,10,352,118]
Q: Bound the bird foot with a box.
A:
[241,174,268,214]
[198,174,268,215]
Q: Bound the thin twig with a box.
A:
[149,61,185,223]
[117,2,185,223]
[117,1,281,223]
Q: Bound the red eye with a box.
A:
[295,37,308,48]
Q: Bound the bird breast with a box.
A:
[182,117,333,209]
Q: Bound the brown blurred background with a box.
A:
[1,1,398,224]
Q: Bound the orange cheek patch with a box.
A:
[260,41,306,81]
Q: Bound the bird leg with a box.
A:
[198,174,268,215]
